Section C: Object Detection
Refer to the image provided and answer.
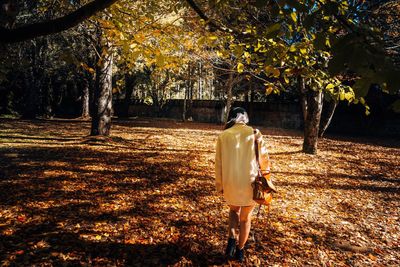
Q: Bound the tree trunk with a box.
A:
[91,41,113,136]
[319,98,338,138]
[22,66,39,119]
[302,89,324,154]
[120,74,135,118]
[43,75,53,118]
[298,76,307,123]
[248,78,254,120]
[183,83,187,121]
[81,78,90,118]
[198,61,202,99]
[224,70,234,123]
[157,71,169,116]
[183,63,193,121]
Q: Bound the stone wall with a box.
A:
[115,99,303,129]
[114,99,400,137]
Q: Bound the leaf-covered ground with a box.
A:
[0,118,399,266]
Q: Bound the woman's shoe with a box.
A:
[225,238,236,258]
[235,247,245,262]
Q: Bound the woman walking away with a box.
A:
[215,107,271,262]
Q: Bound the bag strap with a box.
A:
[253,130,262,175]
[254,130,264,221]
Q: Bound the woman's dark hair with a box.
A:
[224,107,249,130]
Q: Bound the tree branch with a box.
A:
[185,0,222,32]
[184,0,242,36]
[0,0,118,43]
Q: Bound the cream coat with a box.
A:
[215,123,270,206]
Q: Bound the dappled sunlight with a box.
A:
[0,119,399,266]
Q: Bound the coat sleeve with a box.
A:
[255,129,271,174]
[215,136,223,193]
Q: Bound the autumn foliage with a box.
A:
[0,119,399,266]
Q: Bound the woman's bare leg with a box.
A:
[238,205,255,249]
[228,205,240,239]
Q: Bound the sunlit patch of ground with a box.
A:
[0,118,399,266]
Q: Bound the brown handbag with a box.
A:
[252,132,276,206]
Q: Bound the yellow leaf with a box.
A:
[325,37,331,48]
[339,92,345,101]
[368,254,377,261]
[284,68,293,76]
[272,68,280,78]
[344,92,354,101]
[265,83,274,95]
[325,84,335,90]
[264,66,280,78]
[290,12,297,23]
[246,57,251,65]
[134,33,146,43]
[237,63,244,73]
[284,75,290,84]
[156,54,165,66]
[254,42,262,52]
[198,36,206,45]
[95,235,101,240]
